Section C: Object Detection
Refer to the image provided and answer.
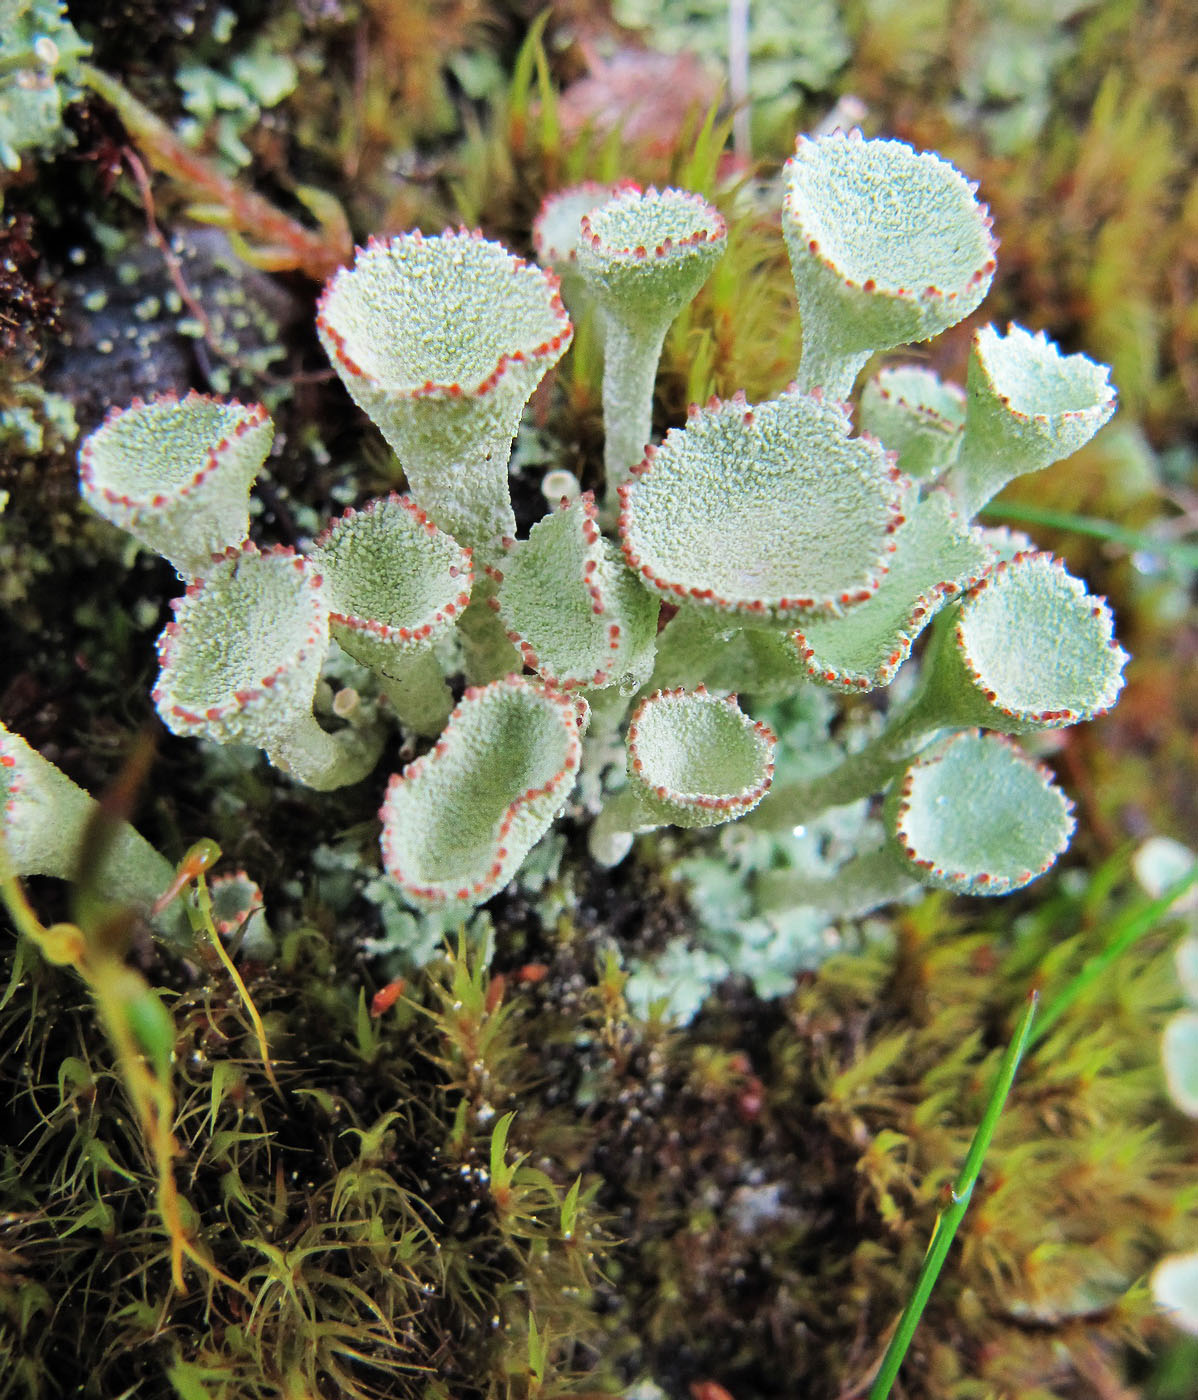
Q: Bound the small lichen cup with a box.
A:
[380,675,587,910]
[945,322,1117,517]
[317,229,572,555]
[309,494,472,736]
[590,687,776,867]
[152,543,381,790]
[915,551,1129,735]
[884,730,1076,896]
[575,185,727,506]
[782,131,997,400]
[533,179,639,313]
[791,489,990,694]
[858,365,966,480]
[78,392,273,577]
[493,491,659,693]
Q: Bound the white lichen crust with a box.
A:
[626,686,776,829]
[783,132,997,398]
[78,392,272,576]
[888,730,1075,895]
[493,493,658,691]
[317,230,572,551]
[1152,1251,1198,1336]
[619,388,906,620]
[930,551,1128,733]
[1162,1012,1198,1119]
[380,676,586,909]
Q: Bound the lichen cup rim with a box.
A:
[316,228,573,402]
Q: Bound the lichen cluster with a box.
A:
[1,7,1195,1400]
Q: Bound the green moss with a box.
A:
[0,925,610,1400]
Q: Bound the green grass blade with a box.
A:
[980,501,1198,568]
[1031,863,1198,1048]
[867,991,1038,1400]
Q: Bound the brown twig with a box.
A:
[81,62,350,284]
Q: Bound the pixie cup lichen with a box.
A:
[783,131,997,399]
[72,128,1129,944]
[309,494,472,736]
[493,492,658,692]
[858,365,966,479]
[590,687,776,867]
[945,322,1118,517]
[618,387,905,620]
[152,543,381,791]
[316,229,572,554]
[532,179,639,313]
[380,676,586,909]
[918,551,1128,734]
[791,490,991,693]
[885,730,1076,896]
[78,392,273,577]
[575,185,727,507]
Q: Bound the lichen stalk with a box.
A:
[749,692,943,830]
[1,724,192,950]
[266,713,383,791]
[375,651,454,738]
[754,843,919,918]
[601,314,670,511]
[792,337,870,404]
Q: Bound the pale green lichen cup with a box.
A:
[782,132,997,400]
[575,185,727,506]
[379,676,586,910]
[946,322,1117,517]
[78,392,272,577]
[316,229,572,555]
[309,494,472,736]
[153,543,381,791]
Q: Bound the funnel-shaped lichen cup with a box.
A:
[782,132,997,399]
[494,492,658,692]
[946,322,1117,517]
[153,543,381,790]
[380,676,586,911]
[792,489,990,694]
[885,730,1075,896]
[590,686,776,867]
[627,686,776,828]
[317,230,572,555]
[619,387,906,623]
[310,494,472,735]
[918,551,1128,734]
[79,392,272,577]
[858,365,966,480]
[533,179,639,313]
